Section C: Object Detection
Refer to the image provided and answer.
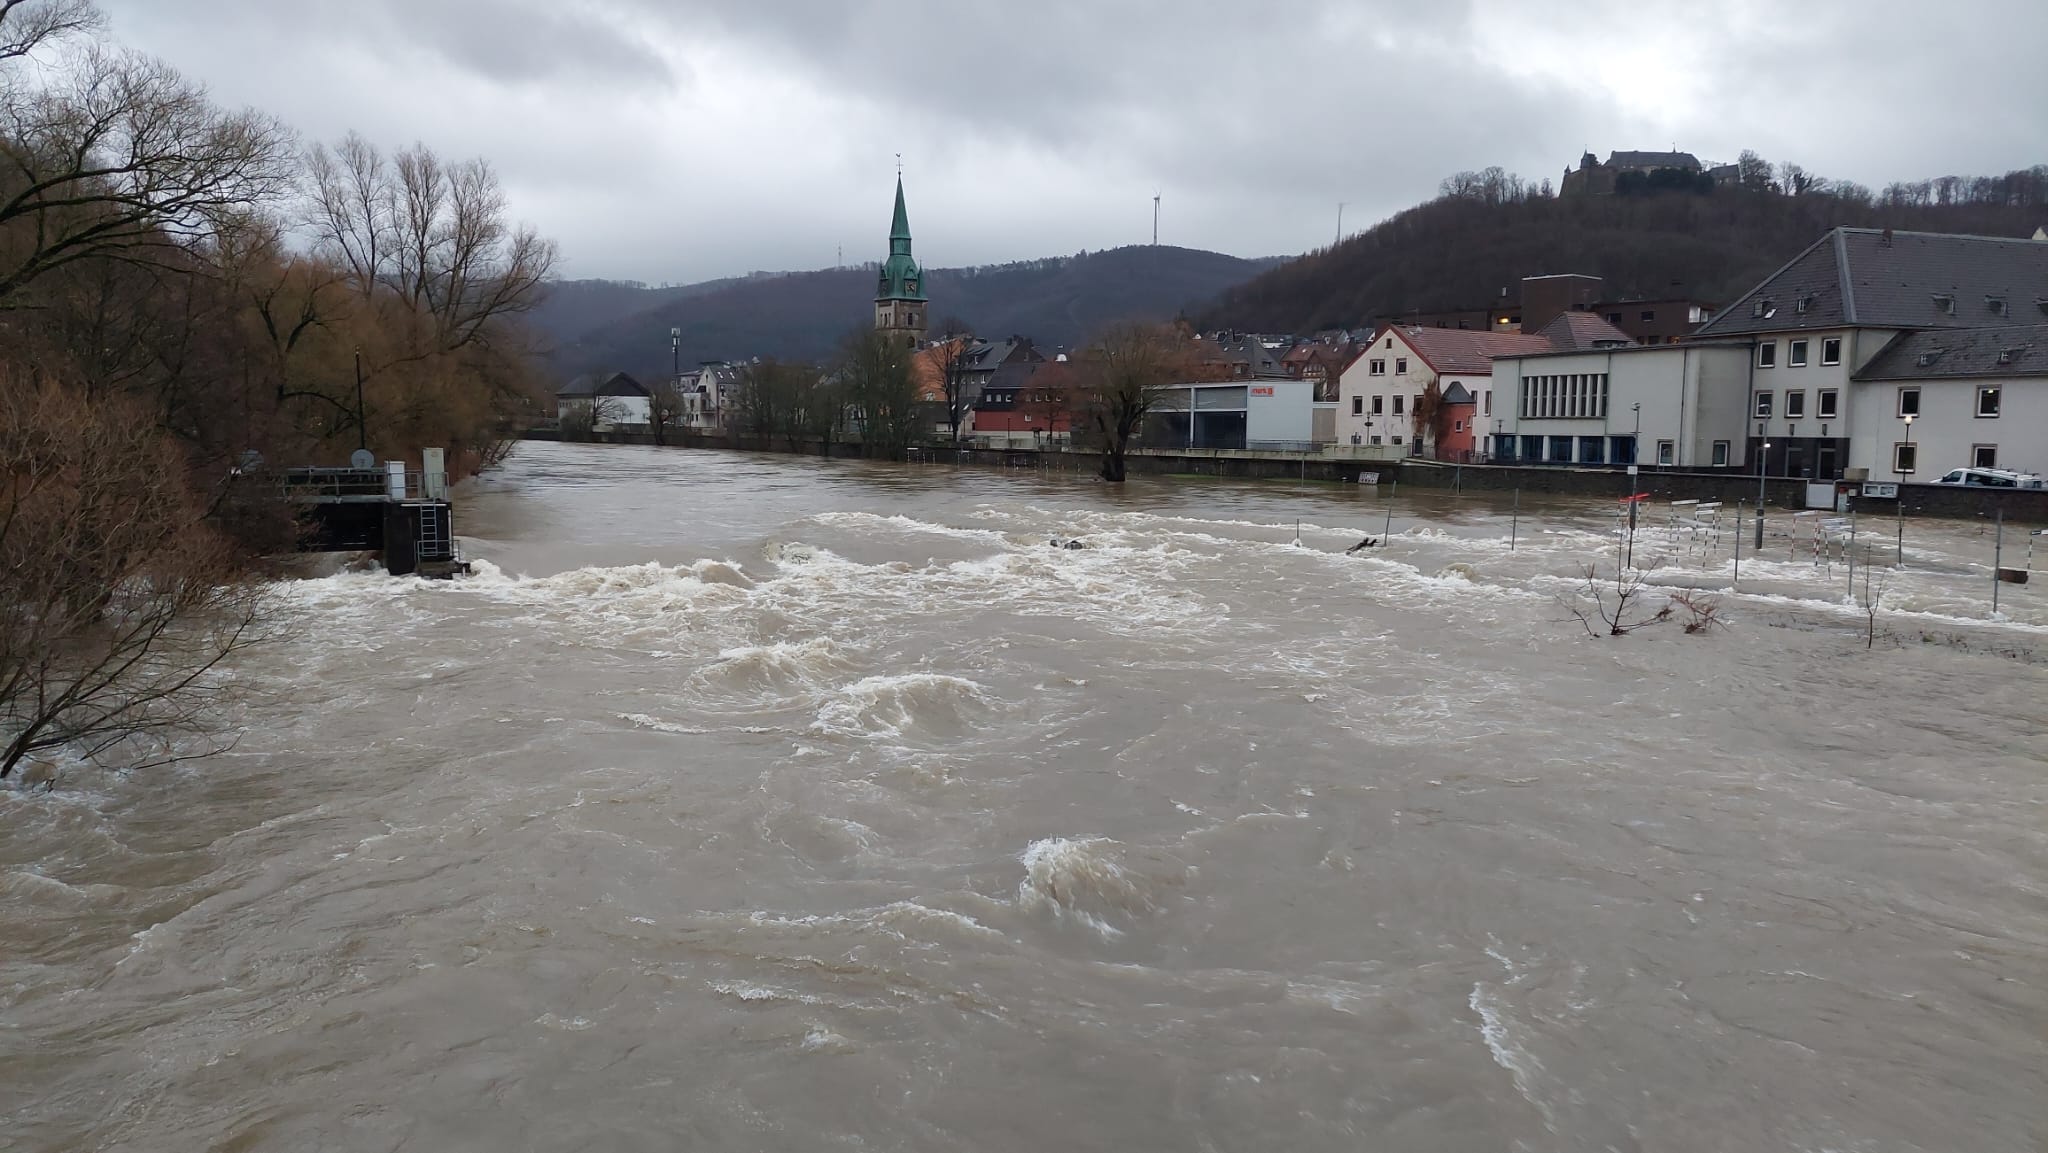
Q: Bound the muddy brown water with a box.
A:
[3,441,2045,1151]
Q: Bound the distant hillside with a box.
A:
[541,246,1277,382]
[1205,176,2048,333]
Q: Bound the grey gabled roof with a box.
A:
[1855,324,2048,381]
[557,371,648,398]
[1696,227,2048,338]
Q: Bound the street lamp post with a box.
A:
[1754,421,1770,550]
[1897,412,1916,564]
[1632,402,1641,465]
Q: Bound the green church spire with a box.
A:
[876,175,925,303]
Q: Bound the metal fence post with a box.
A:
[1993,507,2005,615]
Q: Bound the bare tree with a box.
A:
[1073,322,1183,482]
[1411,379,1453,455]
[0,370,276,780]
[0,0,101,62]
[838,327,920,459]
[1560,565,1672,637]
[646,376,687,445]
[927,334,974,446]
[301,135,555,352]
[0,40,295,304]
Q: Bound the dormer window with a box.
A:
[1751,298,1768,318]
[1988,296,2008,317]
[1933,294,1956,315]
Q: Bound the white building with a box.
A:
[1848,326,2048,479]
[1147,379,1316,450]
[1336,314,1637,457]
[1487,341,1755,468]
[556,372,652,431]
[1691,226,2048,479]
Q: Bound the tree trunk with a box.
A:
[1100,440,1127,483]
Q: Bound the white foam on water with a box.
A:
[801,1023,855,1052]
[711,980,828,1006]
[811,673,989,739]
[1016,836,1179,941]
[619,713,711,735]
[1468,983,1558,1132]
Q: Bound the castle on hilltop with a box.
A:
[1562,150,1739,197]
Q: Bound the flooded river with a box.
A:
[4,441,2046,1151]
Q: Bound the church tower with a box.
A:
[874,175,927,348]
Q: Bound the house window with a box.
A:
[1395,357,1408,375]
[1657,440,1675,465]
[1821,337,1842,366]
[1369,359,1386,376]
[1454,419,1465,433]
[1390,434,1403,445]
[1351,395,1363,416]
[1977,386,2001,417]
[1817,389,1838,418]
[1385,337,1393,349]
[1757,342,1776,368]
[1711,441,1730,466]
[1414,394,1423,415]
[1897,387,1920,417]
[1606,312,1622,323]
[1392,395,1405,415]
[1370,435,1382,445]
[1789,339,1808,367]
[1483,390,1492,416]
[1371,395,1383,415]
[1893,442,1917,473]
[1785,391,1805,418]
[1640,309,1656,322]
[1754,391,1773,417]
[1974,444,1998,468]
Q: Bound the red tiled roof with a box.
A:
[1394,327,1556,375]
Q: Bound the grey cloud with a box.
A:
[88,0,2048,283]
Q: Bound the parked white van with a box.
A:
[1934,467,2045,489]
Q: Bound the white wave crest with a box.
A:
[811,673,988,739]
[1016,836,1181,941]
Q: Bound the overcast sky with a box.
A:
[97,0,2048,285]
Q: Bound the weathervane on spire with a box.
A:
[896,153,902,177]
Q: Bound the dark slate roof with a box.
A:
[558,371,648,398]
[1535,312,1638,351]
[1695,227,2048,338]
[1855,324,2048,381]
[1608,150,1701,171]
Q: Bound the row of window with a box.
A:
[1493,437,1736,467]
[1366,357,1409,376]
[1895,385,1999,418]
[1348,391,1497,417]
[1890,443,2003,473]
[1757,336,1843,369]
[1518,373,1610,420]
[1753,388,1838,419]
[1753,385,2004,420]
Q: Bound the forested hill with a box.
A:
[540,245,1279,382]
[1204,173,2048,333]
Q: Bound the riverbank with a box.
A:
[519,428,2048,522]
